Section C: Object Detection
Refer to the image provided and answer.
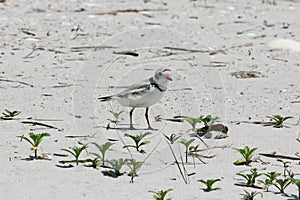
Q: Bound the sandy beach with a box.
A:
[0,0,300,199]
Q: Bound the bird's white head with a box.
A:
[153,68,172,87]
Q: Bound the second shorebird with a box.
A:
[99,68,172,130]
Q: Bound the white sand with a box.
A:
[1,0,300,199]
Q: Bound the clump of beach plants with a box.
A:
[198,178,221,192]
[123,132,151,153]
[61,144,88,165]
[236,168,262,187]
[233,146,257,165]
[104,158,127,177]
[127,158,143,183]
[2,109,21,119]
[258,171,281,191]
[149,188,173,200]
[17,132,50,159]
[240,190,263,200]
[90,141,114,166]
[274,178,291,194]
[266,115,293,128]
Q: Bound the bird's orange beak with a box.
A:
[166,74,172,81]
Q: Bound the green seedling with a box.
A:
[2,109,21,118]
[240,190,263,200]
[198,179,221,192]
[164,133,181,144]
[274,178,291,193]
[85,158,100,169]
[184,116,202,129]
[108,110,123,123]
[266,115,293,128]
[277,159,291,177]
[233,146,257,165]
[123,132,151,153]
[90,142,114,166]
[105,158,127,177]
[61,144,88,165]
[198,115,219,132]
[258,171,281,191]
[17,132,50,159]
[149,189,173,200]
[290,178,300,199]
[127,159,143,183]
[179,138,195,163]
[237,168,262,187]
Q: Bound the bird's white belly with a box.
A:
[117,89,164,108]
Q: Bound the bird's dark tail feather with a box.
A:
[98,95,112,102]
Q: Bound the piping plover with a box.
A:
[99,68,172,129]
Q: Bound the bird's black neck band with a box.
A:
[150,82,164,92]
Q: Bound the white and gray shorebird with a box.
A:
[98,68,172,130]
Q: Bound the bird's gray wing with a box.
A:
[117,81,151,98]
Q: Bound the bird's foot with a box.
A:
[147,126,158,131]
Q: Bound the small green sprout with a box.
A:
[61,144,88,165]
[108,110,123,123]
[17,132,50,159]
[127,159,143,183]
[237,168,262,187]
[123,132,151,153]
[240,190,263,200]
[198,115,219,132]
[290,178,300,199]
[233,146,257,165]
[85,158,100,169]
[149,189,173,200]
[164,133,181,144]
[105,158,127,177]
[277,159,291,177]
[274,178,291,193]
[90,142,114,166]
[2,109,21,119]
[258,171,281,191]
[184,116,202,129]
[198,179,221,192]
[179,138,195,163]
[266,115,293,128]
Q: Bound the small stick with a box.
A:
[65,135,93,138]
[21,121,61,130]
[93,8,168,15]
[163,46,208,53]
[259,153,300,161]
[113,51,139,57]
[0,78,33,87]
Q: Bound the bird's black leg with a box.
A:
[145,107,155,130]
[129,108,135,129]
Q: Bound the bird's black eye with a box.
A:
[158,72,163,76]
